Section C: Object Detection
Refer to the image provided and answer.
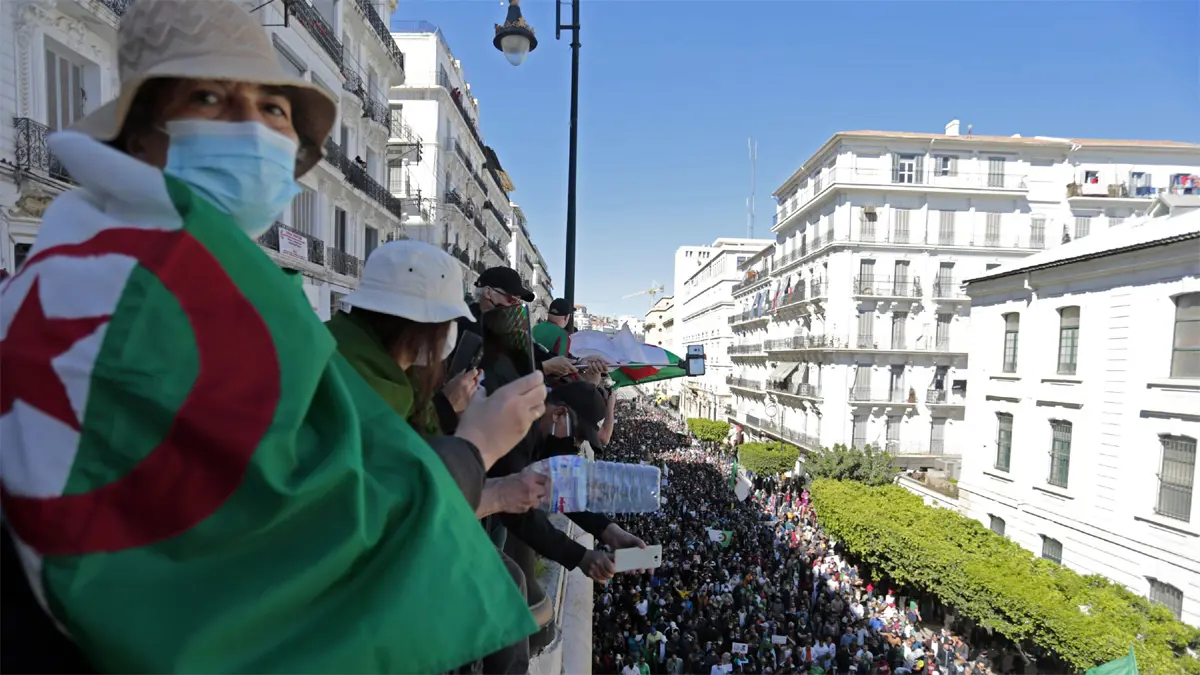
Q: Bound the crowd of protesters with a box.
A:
[590,400,1027,675]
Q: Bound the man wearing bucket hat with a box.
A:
[0,0,543,673]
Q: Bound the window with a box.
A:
[1130,171,1153,196]
[13,243,32,271]
[852,415,868,449]
[1040,536,1063,564]
[1057,306,1080,375]
[852,365,871,402]
[1084,170,1100,185]
[930,419,946,454]
[1031,216,1046,249]
[987,157,1006,188]
[858,258,875,293]
[892,153,922,184]
[892,261,910,296]
[1003,313,1020,373]
[935,314,952,351]
[1157,435,1196,522]
[1149,580,1184,620]
[934,262,955,298]
[989,515,1006,535]
[1171,293,1200,378]
[995,413,1013,472]
[333,208,347,251]
[893,208,911,244]
[891,312,907,350]
[856,310,874,349]
[985,213,1002,247]
[888,365,905,402]
[885,415,901,452]
[938,211,956,245]
[1074,216,1092,240]
[45,47,85,131]
[934,155,957,177]
[1048,420,1072,488]
[274,40,306,77]
[291,187,318,236]
[364,226,379,260]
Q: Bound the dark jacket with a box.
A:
[327,310,486,510]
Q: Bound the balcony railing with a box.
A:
[350,0,406,73]
[851,387,913,404]
[257,221,326,266]
[927,389,966,406]
[328,247,362,278]
[852,275,922,298]
[471,259,488,275]
[323,138,405,220]
[733,272,771,294]
[726,377,762,391]
[728,344,763,355]
[767,334,963,354]
[97,0,132,16]
[484,200,512,233]
[932,279,968,299]
[12,118,72,184]
[727,310,772,326]
[766,381,822,401]
[291,0,343,67]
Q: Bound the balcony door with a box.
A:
[45,47,85,131]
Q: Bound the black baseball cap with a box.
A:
[547,381,607,448]
[548,298,573,317]
[476,266,535,302]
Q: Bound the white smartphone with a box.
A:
[614,545,663,573]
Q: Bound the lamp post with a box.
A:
[495,0,581,308]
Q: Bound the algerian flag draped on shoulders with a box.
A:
[571,325,688,388]
[0,132,535,673]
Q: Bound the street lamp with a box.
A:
[495,0,581,308]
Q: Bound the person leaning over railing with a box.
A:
[0,0,540,672]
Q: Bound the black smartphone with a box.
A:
[448,330,484,379]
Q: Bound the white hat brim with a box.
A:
[342,287,473,324]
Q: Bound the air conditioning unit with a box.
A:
[863,205,877,214]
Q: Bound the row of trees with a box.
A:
[686,418,730,444]
[810,479,1200,674]
[737,441,801,476]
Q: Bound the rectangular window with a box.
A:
[892,261,910,296]
[894,208,911,244]
[274,42,306,77]
[291,187,318,235]
[1172,293,1200,378]
[1049,420,1072,488]
[934,262,955,298]
[364,226,379,260]
[888,365,905,402]
[930,418,946,454]
[860,209,877,242]
[985,213,1002,247]
[892,153,920,184]
[935,155,957,177]
[334,208,347,251]
[939,211,956,245]
[857,259,876,294]
[987,157,1006,188]
[1031,216,1046,249]
[885,415,901,452]
[1149,580,1184,620]
[1157,435,1196,522]
[891,312,907,350]
[995,413,1013,472]
[45,48,85,131]
[1074,216,1092,239]
[1041,536,1063,564]
[852,415,869,449]
[857,310,874,349]
[1003,313,1020,373]
[1057,306,1080,375]
[989,515,1006,536]
[852,365,872,402]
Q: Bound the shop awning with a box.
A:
[768,362,800,381]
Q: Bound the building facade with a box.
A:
[674,238,773,421]
[724,124,1199,475]
[957,202,1200,626]
[1,0,412,320]
[644,296,675,350]
[508,204,553,319]
[390,22,540,301]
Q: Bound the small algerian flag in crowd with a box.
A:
[570,325,688,388]
[0,137,535,675]
[707,528,734,547]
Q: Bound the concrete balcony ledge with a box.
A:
[529,515,594,675]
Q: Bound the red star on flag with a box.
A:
[0,278,110,430]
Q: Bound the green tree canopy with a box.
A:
[686,418,730,444]
[737,441,800,477]
[804,443,898,487]
[810,479,1200,674]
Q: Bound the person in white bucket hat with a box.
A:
[330,240,482,433]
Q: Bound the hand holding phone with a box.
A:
[613,544,662,573]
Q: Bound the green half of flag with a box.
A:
[609,344,688,389]
[1086,647,1139,675]
[3,174,536,673]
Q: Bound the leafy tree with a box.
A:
[810,479,1200,674]
[804,443,898,487]
[737,441,800,476]
[686,418,730,444]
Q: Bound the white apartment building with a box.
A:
[644,296,675,349]
[0,0,411,320]
[727,123,1199,474]
[509,204,553,319]
[675,238,773,421]
[389,23,527,299]
[957,200,1200,626]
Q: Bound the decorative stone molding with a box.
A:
[9,190,55,219]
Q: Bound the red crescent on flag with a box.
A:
[1,228,280,556]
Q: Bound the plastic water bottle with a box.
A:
[528,455,661,514]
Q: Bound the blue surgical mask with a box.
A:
[163,119,301,237]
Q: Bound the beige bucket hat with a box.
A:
[72,0,337,177]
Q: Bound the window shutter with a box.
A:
[891,152,900,183]
[914,155,925,183]
[949,156,958,176]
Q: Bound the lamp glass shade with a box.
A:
[500,33,531,66]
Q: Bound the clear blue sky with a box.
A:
[392,1,1199,318]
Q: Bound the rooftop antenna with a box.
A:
[747,137,757,239]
